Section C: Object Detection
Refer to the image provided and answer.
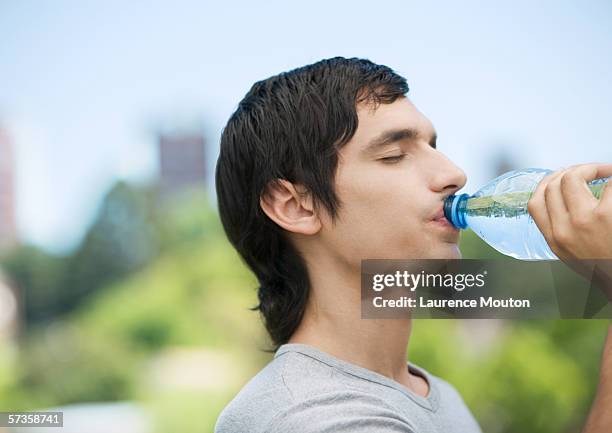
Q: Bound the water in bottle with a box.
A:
[443,168,610,260]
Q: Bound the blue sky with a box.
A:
[1,0,611,253]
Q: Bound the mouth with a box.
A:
[429,205,460,233]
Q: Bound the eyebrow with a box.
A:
[363,128,437,154]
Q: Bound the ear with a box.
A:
[260,179,322,235]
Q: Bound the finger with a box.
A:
[560,164,608,221]
[564,164,612,205]
[528,171,555,238]
[545,171,570,217]
[545,172,577,256]
[540,170,577,260]
[529,170,564,246]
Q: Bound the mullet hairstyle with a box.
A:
[215,57,408,351]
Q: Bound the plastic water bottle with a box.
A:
[443,168,610,260]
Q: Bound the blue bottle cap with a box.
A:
[443,193,469,229]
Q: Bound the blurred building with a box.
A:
[0,126,19,342]
[157,130,207,195]
[0,271,19,342]
[0,126,17,251]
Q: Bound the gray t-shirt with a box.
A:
[214,343,482,433]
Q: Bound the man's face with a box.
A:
[319,96,467,266]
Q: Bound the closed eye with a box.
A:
[379,154,406,164]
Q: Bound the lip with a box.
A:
[431,206,446,222]
[430,205,459,233]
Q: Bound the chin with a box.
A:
[432,243,462,260]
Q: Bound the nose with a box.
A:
[429,151,467,195]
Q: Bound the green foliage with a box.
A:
[459,229,506,259]
[0,346,20,410]
[1,189,268,425]
[409,319,605,433]
[1,181,162,327]
[61,182,160,303]
[4,323,137,410]
[74,234,261,353]
[140,390,236,433]
[1,245,66,323]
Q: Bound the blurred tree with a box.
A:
[0,193,266,414]
[1,181,161,328]
[1,322,138,410]
[1,245,65,324]
[60,181,159,307]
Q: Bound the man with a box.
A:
[214,57,612,432]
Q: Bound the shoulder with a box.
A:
[215,349,347,433]
[214,353,293,433]
[263,390,417,433]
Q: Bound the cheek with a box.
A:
[331,169,430,255]
[336,164,421,224]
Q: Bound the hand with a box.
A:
[527,163,612,260]
[528,163,612,299]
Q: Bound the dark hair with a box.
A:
[215,57,408,351]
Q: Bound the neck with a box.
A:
[287,250,413,384]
